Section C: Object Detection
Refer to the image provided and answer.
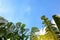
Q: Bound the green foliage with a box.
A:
[53,15,60,31]
[31,27,39,33]
[15,22,29,40]
[0,15,60,40]
[16,22,21,27]
[41,16,59,40]
[0,17,29,40]
[30,27,39,40]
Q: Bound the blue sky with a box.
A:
[0,0,60,29]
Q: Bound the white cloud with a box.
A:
[40,27,46,35]
[35,27,46,36]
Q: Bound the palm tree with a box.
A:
[30,27,39,40]
[0,16,8,40]
[41,16,58,40]
[15,22,29,40]
[52,15,60,40]
[0,16,30,40]
[0,17,16,40]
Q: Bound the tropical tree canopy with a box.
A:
[0,15,60,40]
